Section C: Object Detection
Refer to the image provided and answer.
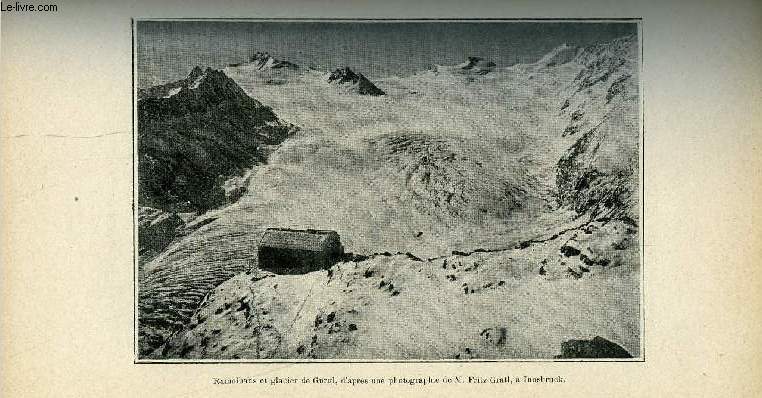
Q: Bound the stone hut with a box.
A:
[257,228,344,274]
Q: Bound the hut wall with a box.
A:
[257,247,331,274]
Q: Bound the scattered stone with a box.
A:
[405,252,423,262]
[560,244,581,257]
[480,327,507,346]
[567,268,583,279]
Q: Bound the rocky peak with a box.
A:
[142,67,270,116]
[186,68,251,99]
[249,51,299,70]
[187,65,205,81]
[138,66,248,102]
[137,65,296,214]
[327,67,385,96]
[327,66,360,84]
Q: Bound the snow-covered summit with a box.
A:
[247,52,299,70]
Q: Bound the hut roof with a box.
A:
[259,228,339,252]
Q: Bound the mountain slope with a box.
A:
[137,68,299,354]
[160,218,639,359]
[555,35,640,220]
[138,67,297,213]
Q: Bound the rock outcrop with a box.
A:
[555,336,633,358]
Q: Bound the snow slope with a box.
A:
[162,219,639,359]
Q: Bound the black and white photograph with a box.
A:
[135,19,642,361]
[5,0,762,396]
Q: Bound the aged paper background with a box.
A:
[1,0,760,397]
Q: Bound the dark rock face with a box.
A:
[556,129,636,219]
[555,336,633,359]
[137,67,297,213]
[327,67,385,96]
[606,74,631,103]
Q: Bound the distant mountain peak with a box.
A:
[327,67,385,96]
[138,66,272,123]
[429,57,496,76]
[327,66,360,84]
[247,51,299,70]
[458,57,496,74]
[138,66,258,105]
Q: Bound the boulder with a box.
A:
[555,336,632,358]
